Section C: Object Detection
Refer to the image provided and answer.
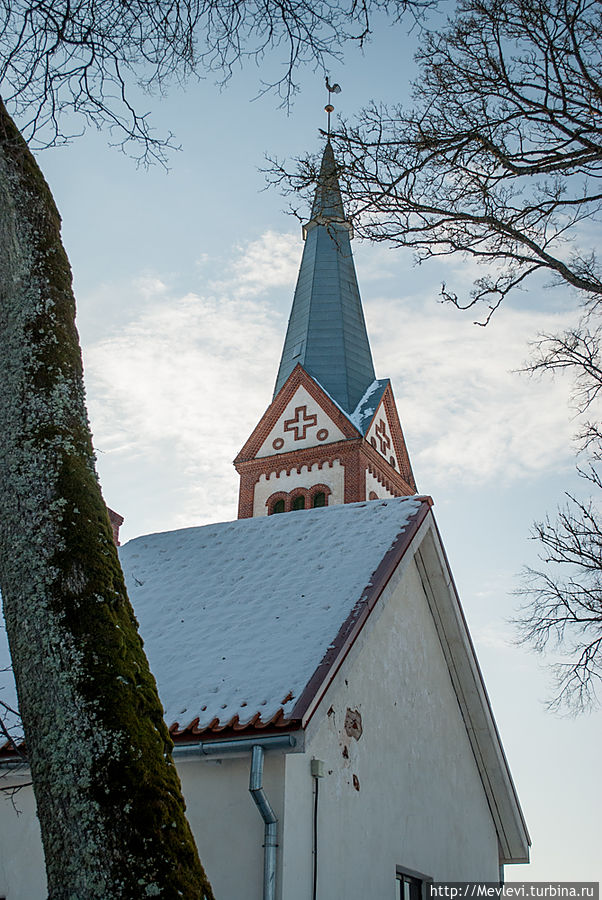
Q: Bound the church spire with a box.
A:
[273,141,376,414]
[309,140,346,222]
[235,133,416,519]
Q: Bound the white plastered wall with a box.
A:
[258,385,347,457]
[0,776,46,899]
[365,467,397,500]
[279,543,501,899]
[0,753,287,900]
[253,459,344,516]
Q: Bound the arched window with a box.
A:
[267,493,288,515]
[267,486,330,515]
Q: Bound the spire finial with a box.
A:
[324,77,341,138]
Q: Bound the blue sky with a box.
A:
[21,7,602,883]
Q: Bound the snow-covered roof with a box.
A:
[120,497,427,736]
[0,498,428,744]
[0,497,430,749]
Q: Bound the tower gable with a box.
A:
[258,384,347,457]
[235,367,416,518]
[366,402,399,469]
[364,384,417,493]
[235,364,360,465]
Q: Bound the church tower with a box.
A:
[234,141,416,518]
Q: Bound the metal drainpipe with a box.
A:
[171,735,294,899]
[249,744,278,900]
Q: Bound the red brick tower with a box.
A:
[234,142,416,518]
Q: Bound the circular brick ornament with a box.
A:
[272,437,284,450]
[316,428,329,442]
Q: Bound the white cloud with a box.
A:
[133,275,169,299]
[352,241,403,281]
[84,276,284,535]
[366,293,577,485]
[224,230,300,296]
[82,230,580,540]
[472,622,519,654]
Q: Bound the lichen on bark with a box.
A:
[0,96,215,900]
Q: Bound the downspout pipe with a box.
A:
[171,734,292,899]
[250,744,278,900]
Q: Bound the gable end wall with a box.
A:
[280,548,500,898]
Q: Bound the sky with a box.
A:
[13,4,601,884]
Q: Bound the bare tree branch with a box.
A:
[0,0,434,163]
[515,471,602,712]
[271,0,602,320]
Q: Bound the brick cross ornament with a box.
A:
[375,419,391,454]
[284,405,318,441]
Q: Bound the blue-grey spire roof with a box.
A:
[273,142,376,413]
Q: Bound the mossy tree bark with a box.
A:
[0,97,215,900]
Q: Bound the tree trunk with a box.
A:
[0,97,215,900]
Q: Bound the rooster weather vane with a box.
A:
[324,77,341,137]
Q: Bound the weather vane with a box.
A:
[325,77,341,137]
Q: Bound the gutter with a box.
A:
[171,733,296,758]
[173,733,296,900]
[0,733,297,768]
[0,758,27,770]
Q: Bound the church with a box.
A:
[0,140,530,899]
